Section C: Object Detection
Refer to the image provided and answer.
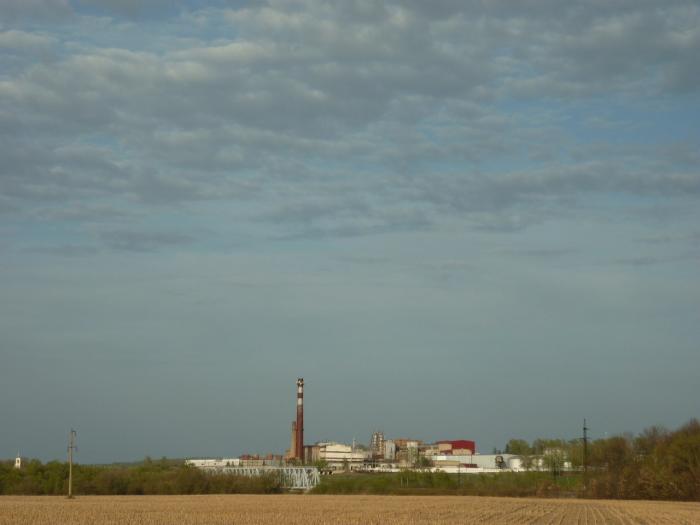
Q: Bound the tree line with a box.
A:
[311,470,577,497]
[2,418,698,500]
[0,457,282,495]
[503,418,700,500]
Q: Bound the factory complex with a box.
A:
[187,378,559,475]
[186,442,526,474]
[292,435,529,474]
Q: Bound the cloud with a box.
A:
[614,253,700,266]
[636,232,700,245]
[0,0,72,23]
[1,1,699,464]
[31,203,129,222]
[0,0,698,243]
[0,30,56,50]
[503,248,577,258]
[100,231,193,252]
[25,244,99,257]
[74,0,174,19]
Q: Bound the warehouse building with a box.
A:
[431,453,524,472]
[309,442,366,471]
[185,458,241,468]
[434,439,476,455]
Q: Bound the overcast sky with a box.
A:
[1,0,699,463]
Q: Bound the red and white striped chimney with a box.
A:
[295,378,304,461]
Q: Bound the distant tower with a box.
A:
[295,378,304,461]
[370,431,385,458]
[14,454,21,469]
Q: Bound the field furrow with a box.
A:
[1,495,699,524]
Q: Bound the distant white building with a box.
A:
[315,442,366,471]
[432,453,525,472]
[185,458,240,468]
[384,440,396,461]
[14,454,22,469]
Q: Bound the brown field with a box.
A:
[1,495,699,524]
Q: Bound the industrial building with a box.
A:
[434,439,476,455]
[370,431,385,458]
[384,439,396,461]
[185,378,547,478]
[185,458,241,468]
[431,453,523,472]
[307,442,366,470]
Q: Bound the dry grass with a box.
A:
[1,495,699,524]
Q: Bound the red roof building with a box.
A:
[436,440,476,454]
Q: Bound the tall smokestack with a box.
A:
[295,377,304,461]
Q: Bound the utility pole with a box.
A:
[67,429,77,499]
[582,419,588,489]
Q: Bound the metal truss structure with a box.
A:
[218,466,320,490]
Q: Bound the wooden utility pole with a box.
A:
[67,429,77,499]
[582,419,589,489]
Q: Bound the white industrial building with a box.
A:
[314,442,366,471]
[384,440,396,461]
[185,458,241,468]
[432,453,525,472]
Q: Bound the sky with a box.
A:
[1,0,699,464]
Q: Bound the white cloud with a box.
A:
[0,30,56,50]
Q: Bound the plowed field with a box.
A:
[1,495,698,524]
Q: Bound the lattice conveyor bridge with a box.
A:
[217,466,320,490]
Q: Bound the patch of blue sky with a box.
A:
[172,200,273,248]
[44,17,155,54]
[63,3,242,48]
[567,99,699,145]
[593,95,693,134]
[74,132,125,152]
[10,218,86,253]
[71,2,183,22]
[410,126,530,172]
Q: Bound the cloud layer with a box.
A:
[1,1,699,462]
[1,0,698,243]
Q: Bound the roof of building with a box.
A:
[436,440,475,449]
